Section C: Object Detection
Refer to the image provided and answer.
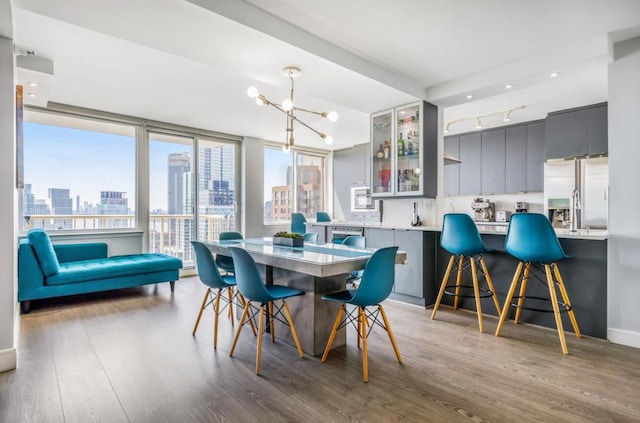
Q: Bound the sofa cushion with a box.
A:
[27,229,60,276]
[45,254,183,286]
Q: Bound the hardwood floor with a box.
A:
[2,276,639,422]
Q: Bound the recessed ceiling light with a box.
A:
[399,111,405,115]
[466,94,473,100]
[505,84,513,89]
[550,72,559,78]
[27,93,37,97]
[28,82,39,87]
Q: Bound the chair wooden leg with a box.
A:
[269,302,275,343]
[230,301,251,357]
[282,301,304,358]
[479,256,501,314]
[256,306,265,374]
[432,255,455,320]
[360,307,369,383]
[237,292,257,336]
[213,289,222,349]
[357,306,361,349]
[514,263,530,324]
[545,265,568,354]
[228,287,234,324]
[553,263,581,338]
[322,305,345,362]
[496,262,524,337]
[470,256,484,332]
[453,256,464,310]
[192,288,211,336]
[379,304,402,364]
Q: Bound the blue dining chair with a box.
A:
[303,232,319,243]
[495,213,581,354]
[316,211,332,222]
[215,231,243,275]
[290,213,306,235]
[431,213,501,332]
[228,247,305,375]
[191,241,255,348]
[343,235,366,286]
[321,246,401,383]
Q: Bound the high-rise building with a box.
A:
[270,163,322,220]
[98,191,130,228]
[48,188,73,229]
[167,152,191,215]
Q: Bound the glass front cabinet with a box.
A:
[370,100,437,198]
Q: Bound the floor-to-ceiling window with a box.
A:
[21,110,136,232]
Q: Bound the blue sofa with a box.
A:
[18,229,183,313]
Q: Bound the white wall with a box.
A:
[607,35,640,348]
[0,35,17,372]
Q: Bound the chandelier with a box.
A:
[247,67,338,153]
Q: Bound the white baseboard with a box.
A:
[608,328,640,349]
[0,348,17,372]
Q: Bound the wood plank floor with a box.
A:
[1,276,639,422]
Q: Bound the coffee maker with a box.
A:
[514,202,528,213]
[471,198,495,222]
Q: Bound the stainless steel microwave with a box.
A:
[350,187,379,213]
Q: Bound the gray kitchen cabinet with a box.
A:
[363,227,394,248]
[333,144,369,221]
[459,133,482,195]
[587,104,608,154]
[305,223,327,243]
[393,229,423,298]
[481,128,506,194]
[526,121,545,192]
[443,136,460,196]
[546,108,589,159]
[505,125,527,193]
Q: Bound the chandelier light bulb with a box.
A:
[282,98,293,111]
[247,86,259,98]
[324,135,334,145]
[327,111,338,122]
[255,97,265,106]
[282,143,291,154]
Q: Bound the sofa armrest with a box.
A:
[53,243,109,263]
[18,239,45,297]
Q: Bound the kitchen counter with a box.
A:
[307,220,607,240]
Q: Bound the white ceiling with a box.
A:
[10,0,640,148]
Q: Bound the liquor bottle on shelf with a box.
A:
[406,132,413,155]
[412,130,419,155]
[398,132,405,157]
[383,140,390,159]
[376,144,384,159]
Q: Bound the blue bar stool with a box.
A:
[316,211,332,222]
[227,247,305,375]
[495,213,581,354]
[291,213,306,235]
[431,213,501,333]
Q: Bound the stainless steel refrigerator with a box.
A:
[543,157,609,229]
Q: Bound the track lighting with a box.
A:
[475,118,482,130]
[503,111,511,122]
[444,105,525,134]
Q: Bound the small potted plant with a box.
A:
[273,231,304,247]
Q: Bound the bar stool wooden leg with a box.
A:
[360,307,369,383]
[553,264,582,338]
[357,306,361,349]
[213,289,222,348]
[379,304,402,364]
[470,256,484,332]
[514,263,531,324]
[255,305,265,374]
[432,256,455,320]
[454,256,464,310]
[269,302,275,343]
[228,287,234,324]
[193,288,211,336]
[479,256,501,314]
[230,301,251,357]
[322,304,345,362]
[545,264,568,355]
[496,262,524,336]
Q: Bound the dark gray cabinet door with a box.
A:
[481,128,506,194]
[546,110,588,159]
[505,125,527,193]
[587,104,608,154]
[393,229,423,298]
[443,136,460,196]
[363,228,394,248]
[526,122,545,192]
[459,133,482,195]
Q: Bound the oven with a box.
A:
[330,226,365,244]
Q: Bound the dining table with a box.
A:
[204,237,406,356]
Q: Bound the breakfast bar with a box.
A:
[204,238,406,356]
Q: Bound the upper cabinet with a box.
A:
[370,101,437,198]
[546,103,608,159]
